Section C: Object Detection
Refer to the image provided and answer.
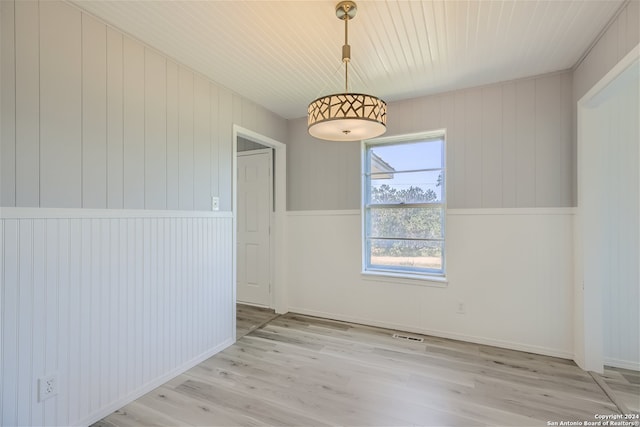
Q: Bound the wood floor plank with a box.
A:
[105,400,188,426]
[176,379,331,426]
[599,366,640,414]
[236,304,279,338]
[140,385,266,426]
[94,310,634,427]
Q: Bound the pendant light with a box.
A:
[307,1,387,141]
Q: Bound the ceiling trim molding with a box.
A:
[572,0,631,71]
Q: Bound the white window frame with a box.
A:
[361,130,447,284]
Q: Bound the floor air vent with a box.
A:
[392,333,424,342]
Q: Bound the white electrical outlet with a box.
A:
[456,302,466,314]
[211,196,220,211]
[38,374,58,402]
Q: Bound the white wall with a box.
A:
[0,1,287,425]
[0,208,234,426]
[287,71,573,210]
[287,209,574,358]
[284,71,576,358]
[283,2,640,364]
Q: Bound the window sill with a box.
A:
[361,270,448,287]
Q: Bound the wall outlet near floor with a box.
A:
[456,302,466,314]
[211,196,219,211]
[38,374,58,402]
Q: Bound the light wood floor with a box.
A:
[94,310,635,427]
[597,366,640,414]
[236,304,278,338]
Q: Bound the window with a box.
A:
[363,132,445,278]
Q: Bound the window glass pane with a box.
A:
[370,170,443,204]
[368,207,443,239]
[364,133,446,278]
[369,139,443,172]
[368,239,443,272]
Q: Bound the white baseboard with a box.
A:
[604,357,640,371]
[79,338,234,427]
[288,307,574,361]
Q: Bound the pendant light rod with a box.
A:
[345,55,349,92]
[338,1,355,93]
[344,15,349,93]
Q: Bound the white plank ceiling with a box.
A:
[71,0,625,119]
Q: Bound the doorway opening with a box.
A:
[232,126,287,329]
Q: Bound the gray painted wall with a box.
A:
[3,0,635,213]
[287,71,573,211]
[573,0,639,103]
[0,0,287,211]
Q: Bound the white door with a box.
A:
[237,149,272,306]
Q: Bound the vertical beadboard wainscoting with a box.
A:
[287,208,575,359]
[0,208,234,427]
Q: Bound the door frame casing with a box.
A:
[232,125,287,320]
[574,43,639,372]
